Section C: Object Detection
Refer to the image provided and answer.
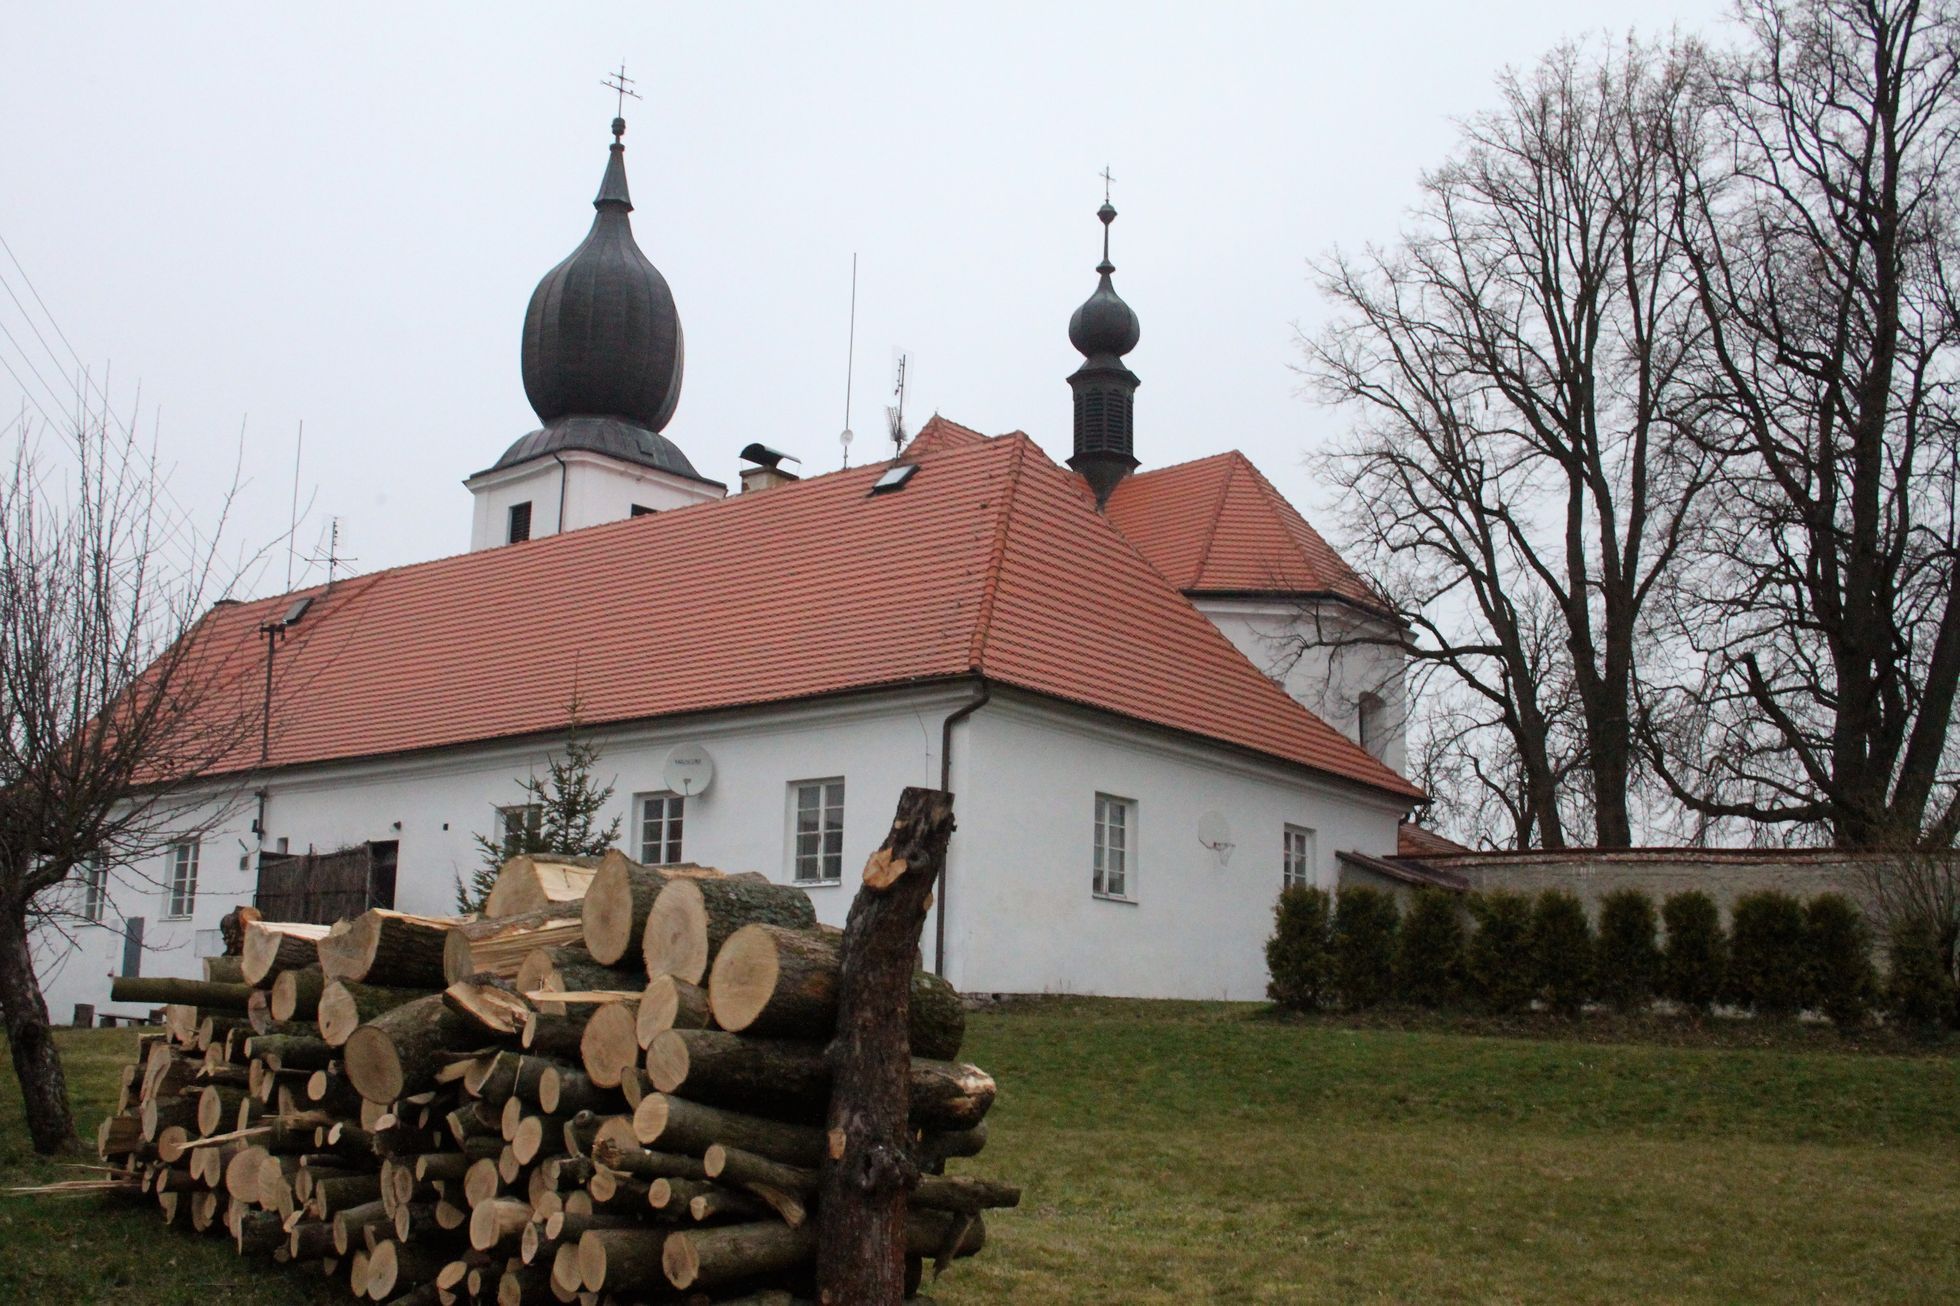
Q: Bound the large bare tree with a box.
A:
[1653,0,1960,848]
[1306,37,1716,847]
[0,413,257,1152]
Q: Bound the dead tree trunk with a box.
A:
[0,893,79,1153]
[815,785,955,1306]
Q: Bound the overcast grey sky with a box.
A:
[3,1,1734,590]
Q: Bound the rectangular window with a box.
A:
[81,860,106,923]
[638,791,685,865]
[508,501,533,543]
[791,779,846,884]
[167,841,199,919]
[1283,825,1317,890]
[499,804,542,856]
[1093,793,1134,899]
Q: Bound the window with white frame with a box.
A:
[638,791,685,865]
[166,841,199,918]
[498,803,542,856]
[81,859,107,923]
[1283,825,1317,890]
[790,779,845,884]
[1093,793,1135,899]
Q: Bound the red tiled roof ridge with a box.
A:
[965,433,1032,669]
[1186,449,1245,592]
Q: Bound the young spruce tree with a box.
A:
[456,705,623,912]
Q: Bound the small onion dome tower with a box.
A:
[1066,199,1142,506]
[501,114,695,478]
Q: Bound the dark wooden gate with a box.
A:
[255,841,398,924]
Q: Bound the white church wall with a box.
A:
[39,686,971,1025]
[943,692,1407,1000]
[36,681,1410,1022]
[1194,596,1409,776]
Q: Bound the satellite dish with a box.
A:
[1197,810,1236,868]
[662,743,716,797]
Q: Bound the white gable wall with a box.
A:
[1194,596,1409,777]
[38,683,1408,1023]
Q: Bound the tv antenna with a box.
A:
[840,254,858,469]
[886,350,909,455]
[305,517,358,587]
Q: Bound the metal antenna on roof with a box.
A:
[285,420,303,592]
[886,350,909,456]
[840,253,858,469]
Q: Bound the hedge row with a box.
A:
[1265,884,1959,1031]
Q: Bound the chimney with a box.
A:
[738,443,802,494]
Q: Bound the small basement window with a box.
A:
[508,501,533,544]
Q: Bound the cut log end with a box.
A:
[704,923,780,1034]
[642,878,711,984]
[342,1026,404,1105]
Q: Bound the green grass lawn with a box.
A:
[4,1003,1957,1303]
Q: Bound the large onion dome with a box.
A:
[495,116,698,479]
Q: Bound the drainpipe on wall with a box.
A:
[552,453,570,536]
[933,679,990,979]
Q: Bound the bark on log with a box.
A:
[663,1210,982,1292]
[635,975,710,1045]
[241,921,330,985]
[537,1064,606,1116]
[576,1226,674,1293]
[631,1093,827,1167]
[343,995,483,1104]
[110,976,255,1010]
[317,981,427,1048]
[245,1033,333,1071]
[269,968,327,1023]
[706,924,964,1060]
[643,876,818,985]
[646,1029,994,1131]
[318,910,456,988]
[817,786,956,1306]
[203,955,248,984]
[519,1012,586,1062]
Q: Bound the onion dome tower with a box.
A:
[1066,198,1142,506]
[467,114,721,550]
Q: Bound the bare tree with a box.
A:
[0,411,257,1153]
[1653,0,1960,848]
[1306,37,1716,847]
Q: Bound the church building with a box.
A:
[46,115,1420,1022]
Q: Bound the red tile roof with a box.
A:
[1398,822,1472,858]
[1104,451,1390,614]
[174,420,1419,801]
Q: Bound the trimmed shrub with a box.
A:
[1728,890,1809,1018]
[1661,891,1726,1015]
[1395,889,1465,1007]
[1266,885,1335,1012]
[1464,890,1535,1014]
[1595,888,1661,1014]
[1885,917,1958,1032]
[1529,889,1594,1017]
[1330,886,1400,1010]
[1802,893,1875,1029]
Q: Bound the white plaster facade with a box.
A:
[463,447,725,551]
[40,683,1406,1022]
[1194,596,1409,776]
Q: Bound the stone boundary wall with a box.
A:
[1418,849,1910,922]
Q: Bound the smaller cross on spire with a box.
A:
[601,62,641,137]
[1099,166,1115,203]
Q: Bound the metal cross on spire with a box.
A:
[1100,165,1115,203]
[601,62,641,136]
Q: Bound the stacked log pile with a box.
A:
[91,824,1011,1304]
